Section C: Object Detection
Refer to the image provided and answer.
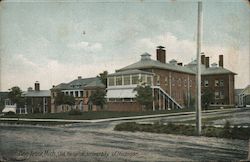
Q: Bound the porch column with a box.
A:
[152,88,155,111]
[163,95,165,110]
[168,98,170,110]
[43,97,46,114]
[25,105,27,114]
[158,90,161,110]
[31,98,34,113]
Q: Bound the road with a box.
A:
[0,108,249,162]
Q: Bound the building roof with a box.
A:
[235,89,244,96]
[0,92,8,99]
[118,54,196,74]
[185,60,237,75]
[51,77,105,90]
[23,90,50,97]
[109,69,154,77]
[240,85,250,95]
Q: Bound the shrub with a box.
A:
[221,120,232,138]
[68,109,82,115]
[4,111,16,116]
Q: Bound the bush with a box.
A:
[4,111,16,116]
[68,109,82,115]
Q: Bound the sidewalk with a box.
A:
[0,108,240,123]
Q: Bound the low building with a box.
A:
[23,81,51,113]
[0,92,8,112]
[106,46,236,111]
[50,76,105,113]
[238,85,250,107]
[235,89,243,107]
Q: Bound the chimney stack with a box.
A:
[35,81,40,91]
[219,55,223,67]
[205,57,210,68]
[156,46,166,63]
[201,53,205,65]
[177,62,183,66]
[78,76,82,79]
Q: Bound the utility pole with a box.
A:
[196,1,203,135]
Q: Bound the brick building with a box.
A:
[106,46,236,111]
[50,77,105,113]
[23,81,51,113]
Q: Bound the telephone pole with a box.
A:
[196,1,203,135]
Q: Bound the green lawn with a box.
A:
[114,122,250,140]
[1,108,195,120]
[0,120,75,126]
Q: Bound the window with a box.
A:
[140,74,146,84]
[124,98,132,102]
[190,80,192,87]
[165,77,168,86]
[109,98,116,102]
[86,91,89,97]
[123,75,130,85]
[65,91,69,95]
[172,77,175,86]
[201,80,203,87]
[205,80,209,87]
[157,75,160,85]
[147,76,152,85]
[220,80,224,87]
[115,98,122,102]
[215,80,219,87]
[108,77,115,86]
[220,91,224,99]
[178,78,181,86]
[70,91,74,96]
[116,76,122,86]
[75,91,79,97]
[184,79,187,87]
[80,91,83,97]
[215,92,220,99]
[132,75,139,84]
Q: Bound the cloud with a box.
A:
[67,41,103,52]
[134,32,249,88]
[134,32,196,63]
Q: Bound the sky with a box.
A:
[0,0,249,91]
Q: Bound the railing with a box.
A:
[152,86,182,110]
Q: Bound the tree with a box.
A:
[8,86,25,108]
[133,84,154,110]
[201,89,214,109]
[89,88,106,109]
[98,71,108,87]
[54,92,75,106]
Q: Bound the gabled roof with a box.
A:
[23,90,50,97]
[51,77,105,90]
[109,69,154,77]
[118,56,196,74]
[0,92,8,99]
[240,85,250,95]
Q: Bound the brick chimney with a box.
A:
[201,54,205,65]
[35,81,40,91]
[205,57,210,68]
[156,46,166,63]
[219,55,223,67]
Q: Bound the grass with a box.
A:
[0,120,75,126]
[114,122,250,140]
[1,108,195,120]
